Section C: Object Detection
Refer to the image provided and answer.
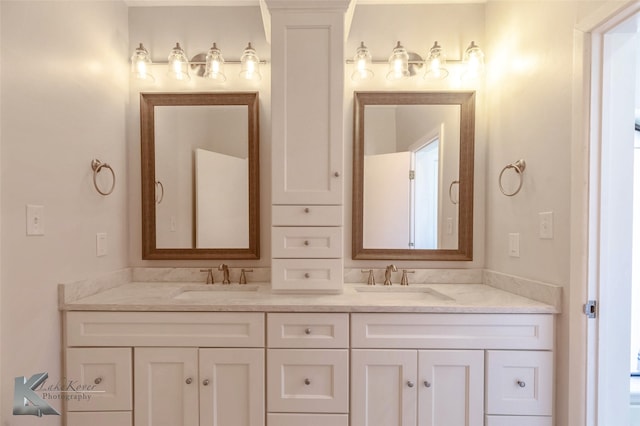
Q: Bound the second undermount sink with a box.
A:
[172,284,260,300]
[354,286,454,301]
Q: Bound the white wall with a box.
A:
[484,2,607,425]
[127,6,271,267]
[345,4,486,269]
[0,1,129,423]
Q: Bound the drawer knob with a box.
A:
[334,171,340,178]
[305,328,312,335]
[185,377,193,385]
[203,379,210,386]
[94,377,102,385]
[424,381,431,388]
[517,380,526,388]
[407,381,415,388]
[304,240,310,246]
[304,208,310,213]
[304,378,311,385]
[304,273,310,278]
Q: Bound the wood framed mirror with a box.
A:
[352,91,474,261]
[141,92,259,260]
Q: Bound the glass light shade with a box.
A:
[167,42,190,81]
[203,43,226,82]
[131,43,154,81]
[387,41,410,81]
[463,41,485,80]
[351,42,373,81]
[423,41,449,80]
[239,43,261,81]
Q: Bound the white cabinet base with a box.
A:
[267,413,348,426]
[486,415,553,426]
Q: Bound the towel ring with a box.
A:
[91,159,115,196]
[155,181,164,204]
[499,159,526,197]
[449,180,459,204]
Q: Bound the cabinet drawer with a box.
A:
[267,413,348,426]
[66,312,264,347]
[271,259,343,292]
[272,205,342,226]
[485,415,552,426]
[65,348,132,411]
[267,349,348,413]
[267,313,348,348]
[272,227,342,258]
[351,313,554,350]
[486,351,553,416]
[67,411,132,426]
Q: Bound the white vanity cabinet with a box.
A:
[351,313,555,426]
[266,313,349,426]
[64,311,265,426]
[267,0,349,292]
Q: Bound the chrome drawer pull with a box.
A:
[203,379,210,386]
[304,378,311,385]
[185,377,193,385]
[304,208,310,213]
[304,273,310,278]
[334,171,340,177]
[94,377,103,385]
[424,381,431,388]
[407,381,415,388]
[304,240,310,246]
[517,380,526,388]
[305,328,312,335]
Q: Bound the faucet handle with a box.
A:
[239,269,253,285]
[200,269,214,284]
[400,270,415,286]
[361,269,375,286]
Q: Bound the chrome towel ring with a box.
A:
[91,159,116,196]
[449,180,459,204]
[499,159,526,197]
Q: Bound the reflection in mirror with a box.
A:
[353,92,474,261]
[141,92,259,260]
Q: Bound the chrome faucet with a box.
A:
[384,264,397,286]
[200,268,214,284]
[218,264,231,284]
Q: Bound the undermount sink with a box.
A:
[172,284,260,300]
[354,286,454,301]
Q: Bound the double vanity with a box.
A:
[59,269,558,426]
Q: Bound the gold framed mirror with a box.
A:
[140,92,260,260]
[352,91,474,261]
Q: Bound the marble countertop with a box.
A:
[59,281,558,314]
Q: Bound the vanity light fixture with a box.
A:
[351,42,374,81]
[239,43,262,81]
[131,43,154,81]
[387,41,410,81]
[167,42,191,81]
[347,40,485,82]
[203,42,226,81]
[423,41,448,80]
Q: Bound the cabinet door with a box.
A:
[418,350,484,426]
[134,348,198,426]
[351,349,417,426]
[270,11,344,205]
[199,348,264,426]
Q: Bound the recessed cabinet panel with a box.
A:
[267,413,349,426]
[272,227,343,259]
[267,313,349,348]
[272,205,342,226]
[267,349,348,413]
[272,259,343,292]
[485,415,553,426]
[65,348,132,412]
[486,350,553,416]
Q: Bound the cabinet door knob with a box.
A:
[304,273,310,278]
[185,377,193,385]
[304,378,311,385]
[94,377,102,385]
[517,380,526,388]
[305,328,312,335]
[407,381,415,388]
[304,207,310,213]
[203,379,210,386]
[304,240,310,246]
[334,171,340,177]
[424,381,431,388]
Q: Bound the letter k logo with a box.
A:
[13,373,60,416]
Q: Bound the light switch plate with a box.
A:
[96,233,108,257]
[26,205,44,236]
[509,233,520,257]
[539,211,554,239]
